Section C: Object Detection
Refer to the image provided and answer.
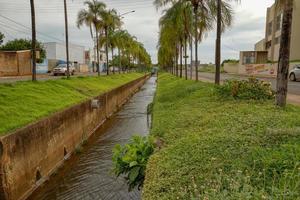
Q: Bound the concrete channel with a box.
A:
[26,76,157,200]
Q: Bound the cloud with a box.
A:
[0,0,273,64]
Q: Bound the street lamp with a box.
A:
[119,10,135,18]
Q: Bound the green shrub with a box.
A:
[216,77,274,100]
[112,135,155,191]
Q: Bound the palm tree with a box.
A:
[77,0,106,76]
[214,0,239,85]
[97,8,121,75]
[276,0,294,107]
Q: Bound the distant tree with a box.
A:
[0,39,46,63]
[0,32,4,45]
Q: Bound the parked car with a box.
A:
[53,64,75,76]
[289,64,300,81]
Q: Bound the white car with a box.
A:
[53,64,75,76]
[289,65,300,81]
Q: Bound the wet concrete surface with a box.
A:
[27,76,157,200]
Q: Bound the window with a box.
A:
[243,52,255,64]
[268,21,273,35]
[276,14,282,31]
[266,40,272,49]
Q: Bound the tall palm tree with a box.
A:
[77,0,106,76]
[155,0,234,82]
[98,8,121,75]
[276,0,294,107]
[214,0,238,85]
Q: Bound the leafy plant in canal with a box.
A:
[112,135,154,191]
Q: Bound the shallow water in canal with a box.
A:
[28,77,157,200]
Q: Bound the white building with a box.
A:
[43,42,85,65]
[85,48,107,72]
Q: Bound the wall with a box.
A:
[224,63,239,74]
[255,39,266,51]
[0,75,149,200]
[0,50,32,77]
[290,0,300,61]
[265,0,300,62]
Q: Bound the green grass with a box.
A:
[143,73,300,200]
[0,73,144,135]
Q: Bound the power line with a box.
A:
[0,14,66,43]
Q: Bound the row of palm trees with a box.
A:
[77,0,151,75]
[156,0,294,107]
[155,0,237,83]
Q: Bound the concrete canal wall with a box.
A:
[0,74,149,200]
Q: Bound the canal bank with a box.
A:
[28,76,157,200]
[0,74,151,200]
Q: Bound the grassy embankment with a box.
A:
[143,73,300,200]
[0,73,144,135]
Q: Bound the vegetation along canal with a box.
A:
[28,76,157,200]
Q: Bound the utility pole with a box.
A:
[64,0,70,78]
[30,0,36,81]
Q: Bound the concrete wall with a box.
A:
[224,62,299,76]
[224,63,239,74]
[0,50,32,77]
[0,75,149,200]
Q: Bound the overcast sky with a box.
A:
[0,0,274,63]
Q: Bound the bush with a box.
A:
[112,135,155,191]
[216,77,274,100]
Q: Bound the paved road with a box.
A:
[179,70,300,105]
[196,72,300,96]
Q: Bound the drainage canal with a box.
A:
[27,76,157,200]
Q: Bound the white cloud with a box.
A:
[0,0,275,63]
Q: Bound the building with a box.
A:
[240,51,268,65]
[255,0,300,62]
[43,42,85,70]
[85,49,106,72]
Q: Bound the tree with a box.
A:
[215,0,239,85]
[97,8,121,75]
[0,32,4,45]
[0,39,46,63]
[30,0,37,81]
[77,0,106,76]
[276,0,294,107]
[155,0,234,82]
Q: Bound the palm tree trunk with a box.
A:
[95,28,100,76]
[111,47,115,74]
[215,0,222,85]
[180,42,183,78]
[30,0,36,81]
[64,0,70,78]
[118,48,121,74]
[190,37,193,80]
[276,0,293,107]
[105,28,109,75]
[175,46,179,76]
[184,36,188,80]
[194,6,199,81]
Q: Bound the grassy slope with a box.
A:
[0,73,143,135]
[143,73,300,200]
